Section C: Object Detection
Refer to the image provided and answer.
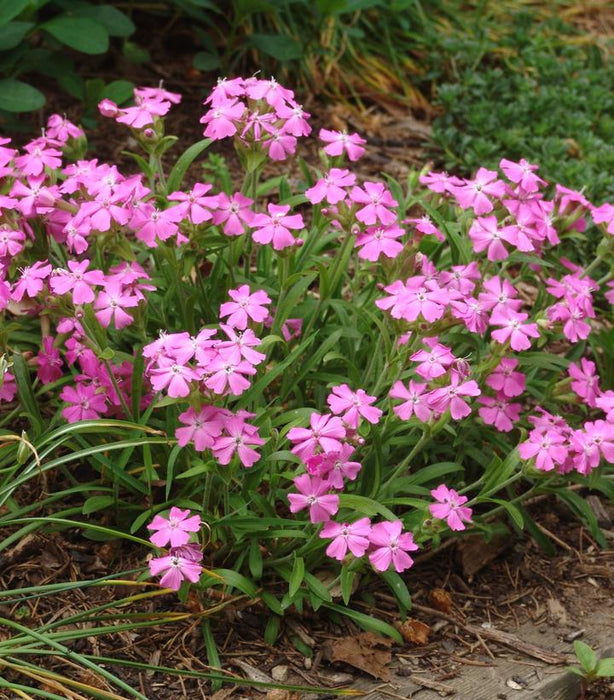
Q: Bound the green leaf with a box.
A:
[479,448,520,498]
[0,79,44,112]
[596,658,614,677]
[380,570,412,613]
[82,495,115,515]
[42,17,109,54]
[75,5,135,37]
[263,615,281,644]
[212,568,257,596]
[248,538,263,579]
[340,566,355,606]
[304,572,332,603]
[574,641,598,673]
[193,51,221,71]
[250,33,303,61]
[0,0,30,25]
[12,352,43,436]
[480,498,524,530]
[289,556,305,597]
[0,21,34,50]
[260,591,283,615]
[166,138,212,193]
[338,494,397,521]
[101,80,134,105]
[322,602,403,643]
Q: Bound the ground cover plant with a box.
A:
[1,76,614,695]
[428,5,614,204]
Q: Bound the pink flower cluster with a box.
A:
[142,285,270,467]
[200,77,311,160]
[147,507,203,590]
[519,359,614,475]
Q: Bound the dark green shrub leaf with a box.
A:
[101,79,135,105]
[42,16,109,54]
[0,0,30,25]
[0,21,34,50]
[193,51,221,71]
[0,78,44,112]
[75,5,135,37]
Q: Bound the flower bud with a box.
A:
[98,99,119,118]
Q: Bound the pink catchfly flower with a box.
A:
[148,552,202,591]
[287,412,346,460]
[326,384,382,428]
[219,285,271,330]
[318,128,366,161]
[320,518,372,560]
[490,309,540,352]
[389,380,431,422]
[287,474,339,523]
[429,485,473,531]
[368,521,419,573]
[427,372,481,420]
[147,507,201,548]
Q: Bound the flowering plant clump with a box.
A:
[1,76,613,622]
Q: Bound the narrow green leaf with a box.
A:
[289,556,305,597]
[212,568,257,596]
[322,602,403,643]
[380,570,412,612]
[12,352,43,436]
[340,566,355,606]
[248,538,263,579]
[166,138,212,193]
[82,495,115,515]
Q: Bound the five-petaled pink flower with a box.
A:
[368,521,419,573]
[147,507,201,548]
[429,485,473,531]
[320,517,372,560]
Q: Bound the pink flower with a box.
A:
[570,420,614,475]
[11,261,51,302]
[149,553,202,590]
[176,406,224,451]
[490,309,540,351]
[485,358,525,398]
[0,225,25,257]
[305,168,355,205]
[478,276,522,314]
[518,429,568,471]
[568,359,600,408]
[287,474,339,523]
[60,383,108,422]
[200,98,245,140]
[327,384,382,428]
[355,224,404,261]
[411,338,455,380]
[49,259,105,305]
[368,521,418,573]
[306,445,362,488]
[168,183,219,225]
[349,182,398,226]
[37,337,63,385]
[94,283,139,329]
[427,372,481,420]
[478,394,522,432]
[212,193,254,236]
[211,415,265,467]
[499,158,545,193]
[219,285,271,330]
[252,203,304,250]
[405,215,444,241]
[204,354,256,395]
[389,380,431,422]
[376,277,449,323]
[468,215,517,260]
[149,359,200,398]
[320,518,372,560]
[319,128,366,161]
[450,167,506,214]
[287,412,346,460]
[429,485,473,531]
[147,507,201,548]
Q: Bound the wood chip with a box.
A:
[464,624,574,665]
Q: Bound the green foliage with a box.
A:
[427,8,614,203]
[0,1,135,113]
[567,640,614,691]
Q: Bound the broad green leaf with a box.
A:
[0,79,45,112]
[101,79,134,105]
[0,21,34,50]
[0,0,30,25]
[75,5,135,37]
[596,658,614,676]
[42,17,109,54]
[574,641,598,673]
